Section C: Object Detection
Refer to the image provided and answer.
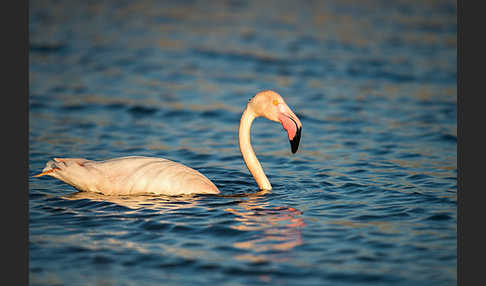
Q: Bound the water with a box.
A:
[29,0,457,285]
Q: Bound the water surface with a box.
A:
[30,1,456,285]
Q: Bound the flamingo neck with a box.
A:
[239,106,272,190]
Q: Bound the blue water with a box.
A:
[29,0,457,285]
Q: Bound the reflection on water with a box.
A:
[30,0,456,285]
[63,190,305,264]
[226,196,305,263]
[62,191,203,211]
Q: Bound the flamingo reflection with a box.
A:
[61,191,202,211]
[224,195,306,263]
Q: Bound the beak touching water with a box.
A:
[277,104,302,153]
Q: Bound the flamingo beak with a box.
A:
[277,104,302,153]
[291,123,302,153]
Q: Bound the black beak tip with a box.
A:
[289,126,302,154]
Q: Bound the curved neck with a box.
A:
[239,106,272,190]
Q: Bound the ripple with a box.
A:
[326,272,400,284]
[92,255,114,265]
[200,225,245,237]
[157,258,196,269]
[128,105,158,116]
[30,43,67,54]
[426,213,452,221]
[440,134,457,143]
[407,174,432,181]
[141,221,172,231]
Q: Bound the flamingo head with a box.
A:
[248,90,302,153]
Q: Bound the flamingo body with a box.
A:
[39,156,219,195]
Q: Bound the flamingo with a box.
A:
[33,90,302,195]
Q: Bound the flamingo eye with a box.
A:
[272,99,279,106]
